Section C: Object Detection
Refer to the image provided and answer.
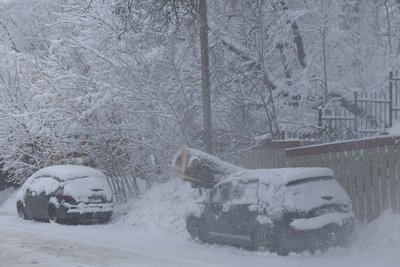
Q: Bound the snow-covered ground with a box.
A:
[1,179,400,267]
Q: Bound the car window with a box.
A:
[210,183,232,204]
[286,176,333,187]
[227,180,258,204]
[28,176,61,196]
[34,175,63,183]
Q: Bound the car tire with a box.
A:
[48,205,59,223]
[186,216,209,242]
[17,201,27,219]
[272,232,289,256]
[252,225,273,251]
[98,214,112,224]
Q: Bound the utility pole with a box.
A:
[199,0,213,154]
[322,26,328,97]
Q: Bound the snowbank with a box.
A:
[0,187,15,207]
[0,188,18,214]
[386,123,400,136]
[115,178,199,236]
[353,209,400,247]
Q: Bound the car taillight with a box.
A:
[59,195,76,203]
[289,226,302,235]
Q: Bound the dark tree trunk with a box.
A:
[199,0,213,154]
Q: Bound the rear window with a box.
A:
[286,176,333,187]
[285,176,348,211]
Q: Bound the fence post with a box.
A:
[318,106,322,127]
[389,71,393,128]
[281,131,285,140]
[354,92,358,134]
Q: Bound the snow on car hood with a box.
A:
[16,165,111,203]
[63,176,112,202]
[30,165,107,181]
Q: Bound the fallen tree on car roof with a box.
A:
[171,147,242,188]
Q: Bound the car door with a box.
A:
[25,176,60,220]
[203,182,232,241]
[221,179,259,244]
[24,187,37,219]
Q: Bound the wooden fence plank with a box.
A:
[346,151,358,216]
[370,148,381,219]
[357,149,368,222]
[353,150,365,220]
[326,152,333,171]
[307,155,313,166]
[333,152,341,185]
[380,146,389,211]
[395,144,400,213]
[363,149,374,221]
[336,151,348,196]
[387,145,398,213]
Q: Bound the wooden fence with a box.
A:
[233,140,304,169]
[238,136,400,222]
[235,148,286,169]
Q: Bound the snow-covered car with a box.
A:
[186,167,355,255]
[16,165,113,224]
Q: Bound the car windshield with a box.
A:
[226,180,258,204]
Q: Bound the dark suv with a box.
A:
[186,167,354,255]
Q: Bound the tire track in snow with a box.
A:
[0,228,213,267]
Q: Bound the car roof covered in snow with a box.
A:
[30,165,106,181]
[220,167,334,186]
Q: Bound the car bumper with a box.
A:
[281,219,354,252]
[57,203,113,222]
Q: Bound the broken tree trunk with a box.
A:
[171,147,242,188]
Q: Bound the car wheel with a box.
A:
[17,202,27,219]
[48,205,59,223]
[272,232,289,256]
[252,225,273,251]
[98,214,112,224]
[186,216,208,242]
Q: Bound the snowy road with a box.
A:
[1,212,400,267]
[1,187,400,267]
[0,227,209,267]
